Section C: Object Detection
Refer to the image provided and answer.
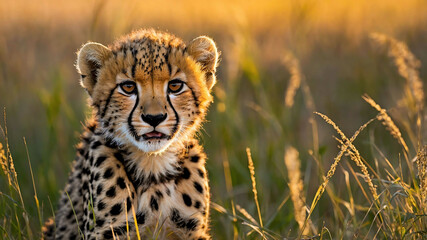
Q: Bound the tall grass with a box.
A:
[1,1,427,239]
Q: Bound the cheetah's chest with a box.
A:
[85,138,209,238]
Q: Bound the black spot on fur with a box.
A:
[77,148,84,156]
[98,201,106,211]
[110,203,122,216]
[170,208,199,230]
[136,211,146,224]
[171,208,186,229]
[95,156,107,167]
[150,196,159,211]
[91,141,102,149]
[106,186,116,198]
[114,152,125,163]
[103,230,113,239]
[155,190,163,199]
[190,155,200,163]
[157,170,177,184]
[126,197,132,211]
[112,225,127,235]
[183,167,191,179]
[186,218,198,231]
[69,233,77,240]
[198,169,204,178]
[194,201,201,209]
[182,193,192,207]
[103,168,114,179]
[105,138,119,149]
[96,219,105,227]
[194,181,203,193]
[97,184,103,195]
[87,124,96,133]
[117,177,126,189]
[66,209,73,219]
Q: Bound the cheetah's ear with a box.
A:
[188,36,219,90]
[76,42,112,96]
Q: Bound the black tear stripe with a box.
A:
[166,95,180,140]
[101,85,118,118]
[187,85,200,108]
[127,93,141,141]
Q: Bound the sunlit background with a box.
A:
[0,0,426,239]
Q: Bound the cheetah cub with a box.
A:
[43,29,219,240]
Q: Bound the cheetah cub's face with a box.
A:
[76,30,219,153]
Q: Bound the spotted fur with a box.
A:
[42,29,219,239]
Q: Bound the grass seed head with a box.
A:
[283,52,302,108]
[284,146,309,235]
[417,145,427,211]
[363,94,409,153]
[370,33,425,112]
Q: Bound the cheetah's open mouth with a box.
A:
[142,131,168,140]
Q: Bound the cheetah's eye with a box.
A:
[120,81,137,94]
[168,80,184,94]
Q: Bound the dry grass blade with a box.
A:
[0,142,10,186]
[23,137,43,232]
[246,148,264,231]
[363,94,409,153]
[126,184,141,240]
[283,146,310,235]
[370,33,425,113]
[417,145,427,212]
[236,204,257,225]
[300,114,376,237]
[315,112,379,200]
[282,52,302,108]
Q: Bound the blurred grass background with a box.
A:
[0,0,426,239]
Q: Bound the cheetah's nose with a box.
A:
[141,113,167,127]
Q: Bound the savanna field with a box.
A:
[0,0,426,239]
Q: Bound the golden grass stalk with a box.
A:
[236,204,257,225]
[417,145,427,211]
[370,33,425,113]
[301,114,376,236]
[315,112,379,200]
[0,112,33,239]
[246,148,264,229]
[110,224,118,240]
[282,52,302,108]
[0,142,10,186]
[363,94,409,153]
[124,198,131,240]
[24,137,43,232]
[126,184,141,240]
[283,146,309,235]
[282,52,320,155]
